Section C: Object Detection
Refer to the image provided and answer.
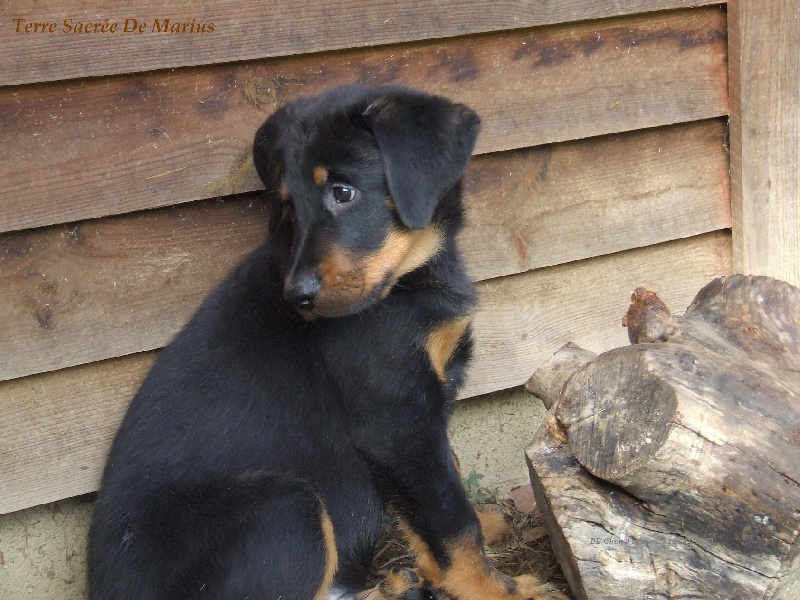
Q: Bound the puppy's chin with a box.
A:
[293,306,319,321]
[304,274,396,319]
[306,296,377,319]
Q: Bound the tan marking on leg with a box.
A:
[397,521,442,586]
[380,568,422,597]
[426,316,471,382]
[452,449,462,476]
[475,507,512,547]
[313,165,329,187]
[399,520,560,600]
[356,568,424,600]
[451,449,510,547]
[312,505,338,600]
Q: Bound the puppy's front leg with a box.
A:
[451,450,512,548]
[377,434,563,600]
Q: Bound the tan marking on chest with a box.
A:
[426,316,471,383]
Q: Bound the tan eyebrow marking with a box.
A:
[313,166,329,187]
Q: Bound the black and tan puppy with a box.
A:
[88,85,556,600]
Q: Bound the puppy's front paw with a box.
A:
[358,568,444,600]
[507,574,569,600]
[475,506,512,547]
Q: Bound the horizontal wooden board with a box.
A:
[466,231,732,398]
[463,118,731,280]
[0,232,733,514]
[0,7,729,234]
[2,0,723,86]
[0,353,155,515]
[0,199,270,382]
[0,120,731,384]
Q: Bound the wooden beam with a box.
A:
[0,7,729,234]
[0,121,731,384]
[2,0,723,86]
[729,0,800,287]
[0,232,733,514]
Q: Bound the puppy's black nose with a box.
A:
[284,275,321,309]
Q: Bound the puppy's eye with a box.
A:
[331,185,356,204]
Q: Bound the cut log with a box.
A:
[526,275,800,599]
[526,424,768,600]
[524,342,597,410]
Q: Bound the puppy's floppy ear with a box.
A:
[253,118,279,190]
[253,118,285,233]
[362,88,480,230]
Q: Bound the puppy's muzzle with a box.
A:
[284,273,321,310]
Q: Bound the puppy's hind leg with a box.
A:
[167,475,338,600]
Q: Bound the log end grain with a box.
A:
[555,348,678,482]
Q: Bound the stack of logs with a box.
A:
[525,275,800,599]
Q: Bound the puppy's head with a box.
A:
[253,85,479,318]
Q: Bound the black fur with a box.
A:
[89,85,481,600]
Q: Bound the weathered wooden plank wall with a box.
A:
[1,9,728,233]
[0,120,731,383]
[729,0,800,288]
[0,3,741,514]
[0,233,731,514]
[3,0,721,86]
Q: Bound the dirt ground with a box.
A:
[0,494,93,598]
[0,387,563,599]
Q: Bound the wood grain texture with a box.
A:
[526,424,769,600]
[0,121,731,384]
[0,7,729,234]
[0,198,269,382]
[464,231,732,398]
[728,0,800,288]
[462,119,731,281]
[0,232,732,513]
[533,276,800,597]
[0,354,155,515]
[2,0,723,86]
